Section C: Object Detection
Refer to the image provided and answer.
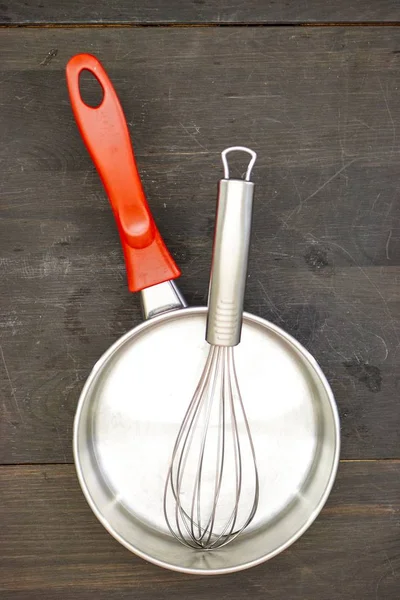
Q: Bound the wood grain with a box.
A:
[0,1,399,25]
[0,14,399,600]
[0,461,399,598]
[1,27,400,463]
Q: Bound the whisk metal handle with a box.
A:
[206,147,256,347]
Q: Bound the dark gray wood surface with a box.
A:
[1,461,399,599]
[0,1,399,24]
[0,17,399,600]
[1,28,399,464]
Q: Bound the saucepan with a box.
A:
[66,53,340,575]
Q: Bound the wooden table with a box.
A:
[1,2,399,598]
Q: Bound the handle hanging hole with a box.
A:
[221,146,257,181]
[78,69,105,108]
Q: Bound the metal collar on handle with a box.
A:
[221,146,257,181]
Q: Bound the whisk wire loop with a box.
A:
[164,346,259,550]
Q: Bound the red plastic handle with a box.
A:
[66,53,180,292]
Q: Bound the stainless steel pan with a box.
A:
[66,53,340,575]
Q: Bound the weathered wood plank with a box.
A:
[0,461,399,598]
[0,27,400,463]
[0,1,399,25]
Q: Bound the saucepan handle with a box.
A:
[66,53,180,292]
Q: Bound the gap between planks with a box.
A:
[0,22,400,29]
[0,459,399,468]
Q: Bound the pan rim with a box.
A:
[73,306,340,575]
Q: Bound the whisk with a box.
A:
[164,147,259,550]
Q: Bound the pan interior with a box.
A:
[75,308,339,573]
